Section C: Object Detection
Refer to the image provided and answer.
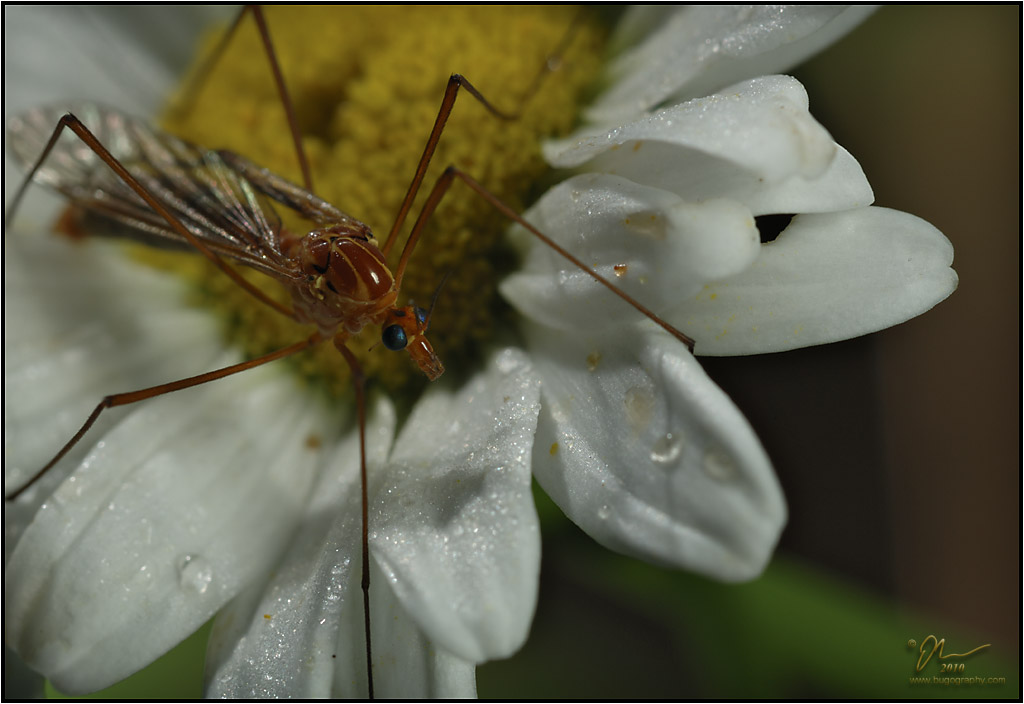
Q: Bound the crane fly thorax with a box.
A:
[288,223,398,334]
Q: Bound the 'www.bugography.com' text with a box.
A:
[909,676,1006,686]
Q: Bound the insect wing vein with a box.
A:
[7,103,296,279]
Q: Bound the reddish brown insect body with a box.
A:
[285,223,444,380]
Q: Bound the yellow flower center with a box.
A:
[139,5,605,406]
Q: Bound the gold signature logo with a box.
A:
[909,635,991,672]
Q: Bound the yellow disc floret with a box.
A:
[145,6,605,403]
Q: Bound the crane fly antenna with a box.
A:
[424,269,454,329]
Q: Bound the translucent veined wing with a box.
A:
[5,103,366,280]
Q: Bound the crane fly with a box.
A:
[4,6,695,698]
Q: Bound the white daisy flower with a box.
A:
[3,5,956,699]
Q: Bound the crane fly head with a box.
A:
[381,305,444,381]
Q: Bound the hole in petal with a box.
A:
[755,213,795,243]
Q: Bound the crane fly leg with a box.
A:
[4,333,322,502]
[333,338,375,699]
[382,12,583,257]
[396,167,698,353]
[169,5,313,193]
[4,112,296,319]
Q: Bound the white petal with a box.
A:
[526,321,785,582]
[4,234,221,509]
[371,348,542,662]
[671,207,959,355]
[370,562,477,699]
[2,5,221,115]
[547,76,841,208]
[589,5,876,124]
[745,143,874,215]
[5,357,330,694]
[3,6,227,226]
[501,174,759,332]
[204,401,394,699]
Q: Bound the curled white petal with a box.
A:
[204,401,394,699]
[745,143,873,215]
[526,321,785,581]
[547,76,841,208]
[501,174,759,332]
[5,358,330,694]
[590,5,877,124]
[672,207,959,355]
[372,348,542,663]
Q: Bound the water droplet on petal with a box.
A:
[650,432,683,465]
[597,504,611,520]
[177,554,213,595]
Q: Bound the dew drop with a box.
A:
[597,504,611,520]
[177,554,213,595]
[650,432,683,465]
[703,449,736,481]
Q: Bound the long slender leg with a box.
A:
[333,338,375,700]
[248,6,314,193]
[4,333,323,502]
[168,5,314,192]
[165,6,248,120]
[381,13,583,257]
[396,167,697,352]
[4,113,296,319]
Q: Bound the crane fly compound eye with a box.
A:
[381,324,408,351]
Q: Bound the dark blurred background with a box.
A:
[794,1,1019,676]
